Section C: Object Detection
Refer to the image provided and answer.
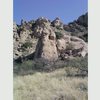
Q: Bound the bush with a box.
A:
[65,56,88,77]
[14,56,88,75]
[33,56,88,72]
[55,32,63,39]
[66,56,88,69]
[13,58,51,75]
[21,42,33,49]
[21,41,33,51]
[33,58,55,71]
[33,58,47,69]
[13,60,34,75]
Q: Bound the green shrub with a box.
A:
[21,42,33,51]
[55,32,63,39]
[14,56,88,75]
[13,60,34,75]
[66,56,88,71]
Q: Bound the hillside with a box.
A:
[14,13,88,100]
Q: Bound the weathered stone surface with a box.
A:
[51,17,63,29]
[33,18,58,61]
[63,13,88,42]
[57,35,88,60]
[13,21,38,61]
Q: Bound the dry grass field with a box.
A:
[14,68,88,100]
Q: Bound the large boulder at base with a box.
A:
[57,34,88,59]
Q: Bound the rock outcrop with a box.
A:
[13,20,38,62]
[63,13,88,42]
[33,17,58,61]
[57,34,87,60]
[13,13,88,62]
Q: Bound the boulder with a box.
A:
[57,35,88,59]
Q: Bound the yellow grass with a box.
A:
[14,68,88,100]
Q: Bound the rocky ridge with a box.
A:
[64,13,88,42]
[13,13,88,62]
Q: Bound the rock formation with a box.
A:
[33,17,58,61]
[57,35,87,60]
[13,13,88,62]
[63,13,88,42]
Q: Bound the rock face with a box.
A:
[33,18,58,61]
[13,13,88,62]
[57,35,87,60]
[63,13,88,42]
[77,13,88,27]
[13,20,38,62]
